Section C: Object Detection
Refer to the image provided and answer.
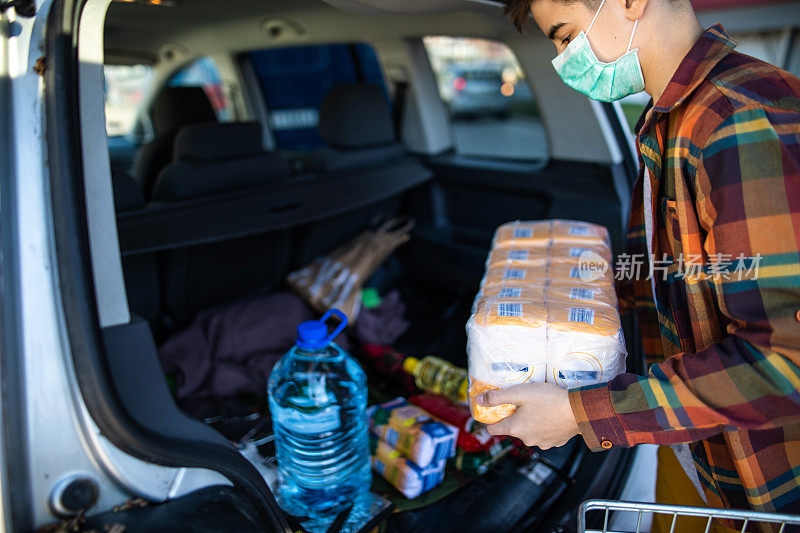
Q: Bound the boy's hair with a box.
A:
[504,0,685,33]
[503,0,602,33]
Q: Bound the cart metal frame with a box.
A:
[578,499,800,533]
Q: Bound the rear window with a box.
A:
[245,43,388,152]
[423,36,547,161]
[103,64,154,137]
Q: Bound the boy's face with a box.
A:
[530,0,634,62]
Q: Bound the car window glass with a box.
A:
[423,36,547,161]
[245,43,388,152]
[103,64,154,137]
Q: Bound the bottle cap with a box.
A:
[402,356,419,375]
[296,309,348,350]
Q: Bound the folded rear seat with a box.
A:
[151,121,291,201]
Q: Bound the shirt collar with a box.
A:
[652,24,738,114]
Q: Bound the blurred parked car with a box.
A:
[447,65,512,119]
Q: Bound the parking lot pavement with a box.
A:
[452,117,548,160]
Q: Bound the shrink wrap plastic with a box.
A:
[468,220,626,424]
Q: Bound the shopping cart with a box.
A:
[578,499,800,533]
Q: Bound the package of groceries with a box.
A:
[368,397,457,467]
[370,437,446,499]
[467,220,626,424]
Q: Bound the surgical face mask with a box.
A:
[551,0,645,102]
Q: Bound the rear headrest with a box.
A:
[151,87,217,135]
[318,83,395,150]
[173,122,264,162]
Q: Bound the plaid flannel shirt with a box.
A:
[568,24,800,519]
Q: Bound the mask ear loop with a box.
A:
[627,19,639,52]
[586,0,607,36]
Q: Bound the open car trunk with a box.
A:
[104,150,641,531]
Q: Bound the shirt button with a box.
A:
[601,440,613,450]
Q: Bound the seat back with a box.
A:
[151,121,291,201]
[315,83,406,171]
[132,87,218,198]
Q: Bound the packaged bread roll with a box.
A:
[486,242,612,269]
[471,284,547,313]
[475,285,546,304]
[543,281,618,308]
[550,220,610,244]
[467,299,547,384]
[476,281,617,309]
[546,301,626,389]
[492,220,552,247]
[466,299,548,424]
[480,263,613,290]
[493,220,610,248]
[480,266,549,288]
[548,242,613,264]
[485,246,550,268]
[546,261,615,286]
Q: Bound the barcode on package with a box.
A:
[569,225,589,236]
[508,249,529,260]
[568,307,595,324]
[513,228,533,238]
[498,303,523,317]
[504,269,526,280]
[558,370,599,381]
[384,427,399,446]
[570,247,588,257]
[570,288,596,300]
[499,287,522,298]
[569,267,581,279]
[491,362,529,372]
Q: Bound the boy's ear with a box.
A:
[623,0,648,21]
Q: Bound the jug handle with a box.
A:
[320,308,348,342]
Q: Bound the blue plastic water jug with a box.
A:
[267,309,371,529]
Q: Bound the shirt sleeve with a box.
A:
[569,105,800,452]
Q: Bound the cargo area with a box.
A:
[109,114,637,531]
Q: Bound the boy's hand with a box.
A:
[477,383,580,449]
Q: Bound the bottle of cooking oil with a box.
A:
[402,356,468,403]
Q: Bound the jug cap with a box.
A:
[297,308,348,350]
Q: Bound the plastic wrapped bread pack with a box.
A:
[468,220,626,424]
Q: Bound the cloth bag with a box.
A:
[286,216,415,322]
